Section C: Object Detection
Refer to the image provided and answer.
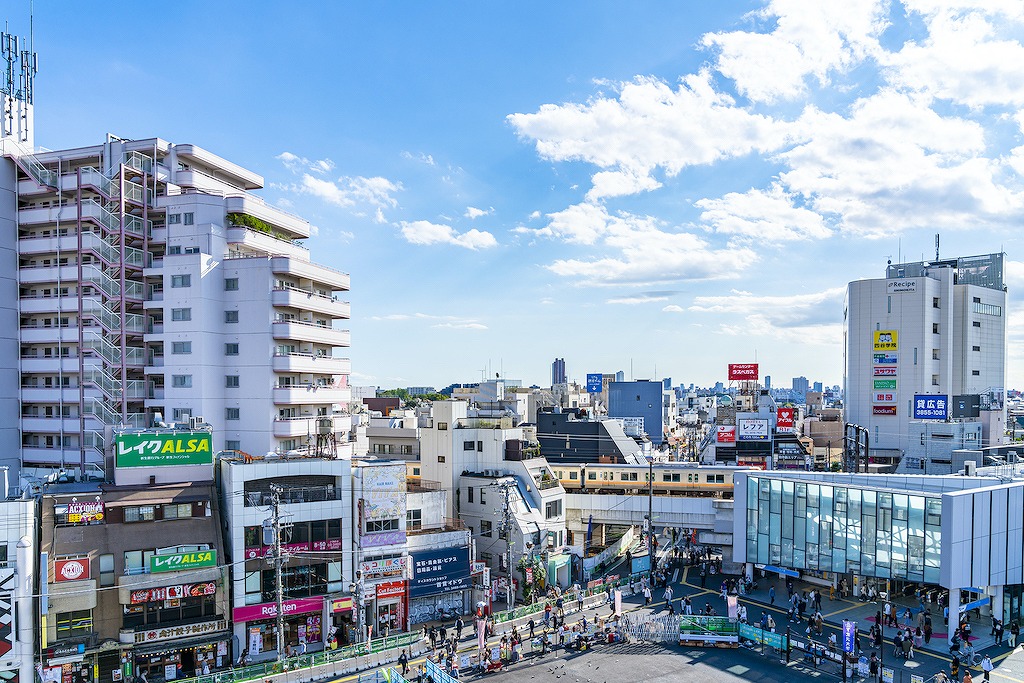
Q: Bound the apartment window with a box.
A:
[224,310,239,324]
[171,307,191,322]
[99,554,114,587]
[184,247,199,254]
[172,408,192,422]
[225,343,239,356]
[171,274,191,288]
[467,487,474,503]
[973,345,981,352]
[932,349,940,360]
[933,297,940,309]
[168,213,181,224]
[400,445,413,455]
[171,375,192,389]
[480,520,493,537]
[407,509,422,531]
[124,506,156,523]
[225,440,241,451]
[973,296,981,303]
[225,407,240,420]
[545,500,562,519]
[365,519,399,534]
[480,489,486,505]
[162,503,193,520]
[225,375,240,388]
[931,374,940,386]
[477,441,483,452]
[932,323,939,334]
[973,321,981,328]
[183,212,194,225]
[972,370,980,376]
[171,341,192,355]
[56,610,92,638]
[463,441,475,451]
[437,422,448,430]
[224,278,239,291]
[168,245,182,255]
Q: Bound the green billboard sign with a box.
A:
[873,379,897,390]
[115,432,213,468]
[150,550,217,573]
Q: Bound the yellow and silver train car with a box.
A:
[551,462,746,498]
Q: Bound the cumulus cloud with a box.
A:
[689,287,846,343]
[662,304,685,313]
[702,0,889,103]
[464,206,493,219]
[276,151,336,175]
[696,183,831,242]
[398,220,498,250]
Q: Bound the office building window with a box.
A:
[225,375,240,388]
[932,297,940,308]
[932,349,940,360]
[225,343,239,356]
[162,503,193,520]
[931,374,940,386]
[170,308,191,321]
[467,487,474,503]
[973,345,981,352]
[224,310,239,323]
[224,278,239,291]
[225,440,241,451]
[99,554,114,587]
[225,407,240,420]
[365,519,399,534]
[972,370,980,376]
[407,509,422,531]
[480,520,493,537]
[171,375,192,388]
[167,213,181,224]
[56,610,93,638]
[171,341,192,354]
[124,506,156,523]
[932,323,939,334]
[973,321,981,328]
[171,274,191,288]
[183,212,194,225]
[172,408,192,422]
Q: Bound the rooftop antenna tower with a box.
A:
[935,233,940,262]
[1,3,38,146]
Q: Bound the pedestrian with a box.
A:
[995,620,1005,646]
[935,672,948,683]
[577,586,584,612]
[884,601,892,626]
[664,585,674,614]
[982,656,993,682]
[830,584,836,601]
[544,603,552,626]
[684,596,693,615]
[951,657,961,682]
[455,616,464,640]
[398,649,409,676]
[700,568,707,588]
[964,669,974,683]
[528,618,535,639]
[429,626,438,650]
[643,585,652,606]
[1010,620,1020,647]
[769,586,776,605]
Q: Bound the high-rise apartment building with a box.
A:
[3,127,351,480]
[845,253,1006,462]
[551,357,566,385]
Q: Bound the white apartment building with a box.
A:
[845,254,1007,465]
[2,132,351,481]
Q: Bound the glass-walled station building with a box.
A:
[734,470,1024,634]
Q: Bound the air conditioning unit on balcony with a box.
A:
[189,416,205,429]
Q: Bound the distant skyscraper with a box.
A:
[615,370,625,382]
[812,381,823,393]
[792,377,809,395]
[764,375,772,391]
[662,377,672,391]
[551,357,567,385]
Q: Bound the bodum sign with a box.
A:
[150,550,217,574]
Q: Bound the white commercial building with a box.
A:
[2,131,352,482]
[844,254,1006,467]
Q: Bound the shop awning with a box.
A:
[132,632,231,657]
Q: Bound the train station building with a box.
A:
[734,467,1024,635]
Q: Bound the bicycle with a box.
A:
[953,646,981,667]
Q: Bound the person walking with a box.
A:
[982,655,993,682]
[398,649,409,676]
[643,585,652,606]
[964,669,975,683]
[664,585,674,615]
[995,620,1005,646]
[455,616,464,641]
[1010,620,1020,648]
[769,586,776,605]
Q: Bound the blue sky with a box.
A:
[24,1,1024,389]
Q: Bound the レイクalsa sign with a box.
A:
[115,431,213,468]
[150,550,217,574]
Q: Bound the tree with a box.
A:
[516,555,546,602]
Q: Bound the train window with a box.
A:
[707,474,725,484]
[662,473,680,483]
[621,472,637,481]
[588,472,596,480]
[569,471,578,480]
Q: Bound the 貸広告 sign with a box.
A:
[410,546,471,598]
[913,395,948,420]
[115,432,213,468]
[150,550,217,573]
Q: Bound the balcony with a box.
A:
[406,517,466,537]
[273,415,331,438]
[272,320,350,347]
[20,416,81,433]
[271,286,351,319]
[21,386,81,403]
[272,384,350,405]
[19,355,79,373]
[227,226,309,260]
[243,484,342,506]
[270,256,349,291]
[225,195,310,238]
[272,352,351,375]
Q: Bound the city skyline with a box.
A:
[26,2,1024,388]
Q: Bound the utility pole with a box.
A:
[498,481,515,611]
[647,457,654,580]
[264,484,287,661]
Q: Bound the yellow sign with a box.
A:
[873,330,898,351]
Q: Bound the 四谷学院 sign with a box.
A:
[115,432,213,468]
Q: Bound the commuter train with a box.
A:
[550,462,744,499]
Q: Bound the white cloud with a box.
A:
[432,322,488,330]
[662,304,685,313]
[401,151,436,166]
[398,220,498,250]
[606,295,671,305]
[702,0,888,103]
[287,174,403,220]
[696,183,831,242]
[1005,260,1024,290]
[369,312,485,331]
[689,287,846,343]
[508,71,791,185]
[276,151,336,175]
[529,211,542,220]
[464,206,493,219]
[587,170,662,201]
[884,2,1024,108]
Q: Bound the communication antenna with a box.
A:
[935,233,940,262]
